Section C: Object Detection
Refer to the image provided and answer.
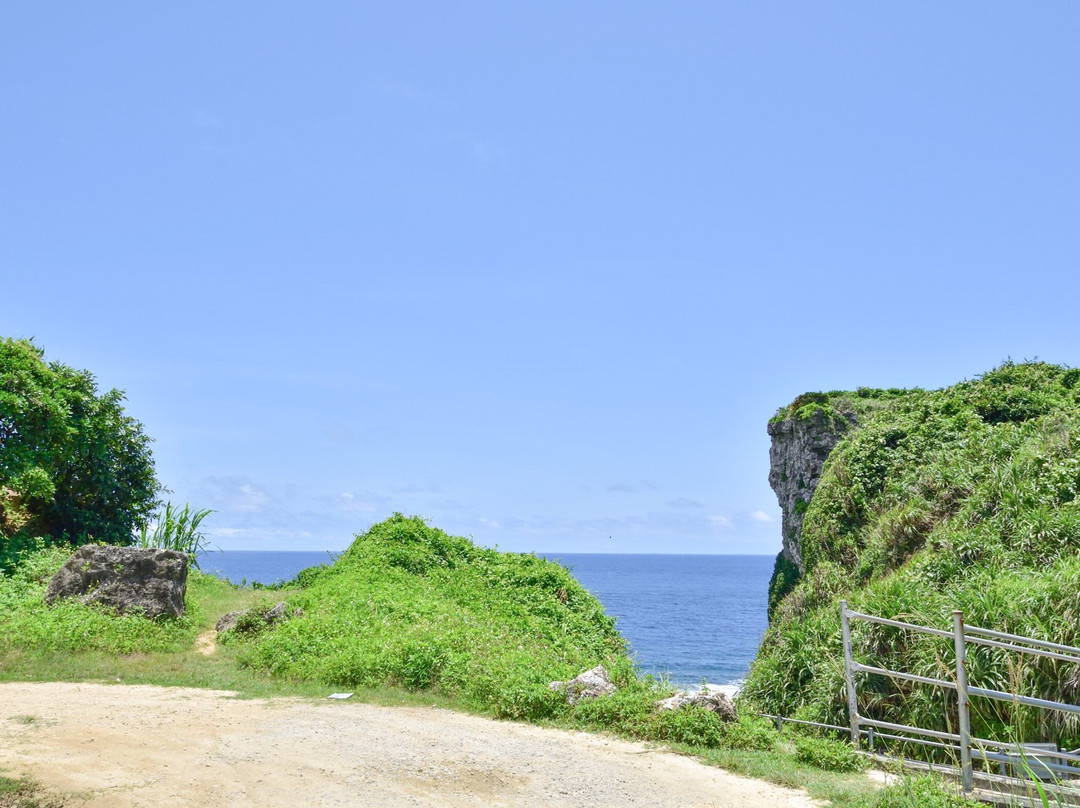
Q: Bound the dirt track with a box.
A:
[0,682,821,807]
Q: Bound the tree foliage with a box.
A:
[0,338,159,559]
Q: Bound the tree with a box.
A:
[0,338,160,555]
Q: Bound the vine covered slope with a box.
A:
[228,514,630,720]
[744,361,1080,749]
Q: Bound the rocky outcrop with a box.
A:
[657,685,737,721]
[768,405,855,572]
[45,545,188,618]
[549,665,616,705]
[215,601,299,634]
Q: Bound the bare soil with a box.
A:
[0,682,822,807]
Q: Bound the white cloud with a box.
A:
[668,497,705,509]
[197,476,271,513]
[478,517,502,530]
[333,491,384,513]
[751,510,775,522]
[707,515,733,529]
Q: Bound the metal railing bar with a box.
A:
[975,750,1080,777]
[857,717,964,743]
[867,731,959,752]
[970,739,1080,765]
[844,609,955,639]
[842,602,1080,798]
[967,685,1080,716]
[965,625,1080,657]
[965,635,1080,665]
[851,661,958,690]
[757,714,850,734]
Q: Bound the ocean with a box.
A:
[196,550,773,688]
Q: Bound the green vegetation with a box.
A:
[135,502,215,567]
[0,338,159,569]
[224,514,626,720]
[1,511,1022,806]
[0,774,65,808]
[794,735,867,773]
[851,776,983,808]
[768,550,801,620]
[744,361,1080,757]
[0,543,215,656]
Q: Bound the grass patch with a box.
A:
[0,774,66,808]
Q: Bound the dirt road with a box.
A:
[0,683,821,807]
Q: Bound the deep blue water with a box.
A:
[197,550,772,687]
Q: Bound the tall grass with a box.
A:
[135,501,214,567]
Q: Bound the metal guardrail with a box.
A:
[840,600,1080,796]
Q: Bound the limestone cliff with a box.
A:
[767,402,856,573]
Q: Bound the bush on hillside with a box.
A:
[793,735,866,772]
[224,514,628,720]
[745,361,1080,753]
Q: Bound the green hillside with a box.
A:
[225,514,629,719]
[743,361,1080,750]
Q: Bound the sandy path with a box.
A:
[0,683,821,808]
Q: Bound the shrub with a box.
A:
[719,714,780,751]
[231,515,627,717]
[793,735,866,772]
[658,706,725,747]
[857,775,983,808]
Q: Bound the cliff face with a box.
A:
[767,407,855,573]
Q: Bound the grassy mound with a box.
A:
[224,514,629,719]
[744,361,1080,750]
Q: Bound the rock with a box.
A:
[768,406,856,573]
[657,684,737,721]
[549,665,616,705]
[215,601,297,634]
[215,611,240,633]
[0,486,35,537]
[45,545,188,618]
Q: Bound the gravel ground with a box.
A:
[0,682,822,807]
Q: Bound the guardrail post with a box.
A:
[953,610,973,794]
[841,600,860,747]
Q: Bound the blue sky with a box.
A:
[4,3,1079,553]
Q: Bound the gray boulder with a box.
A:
[549,665,616,705]
[657,684,737,721]
[45,545,188,618]
[215,601,297,634]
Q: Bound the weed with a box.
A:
[793,735,866,772]
[135,502,214,568]
[0,774,66,807]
